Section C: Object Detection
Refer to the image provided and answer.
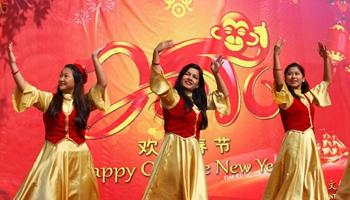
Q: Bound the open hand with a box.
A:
[8,42,16,63]
[210,55,224,74]
[274,38,285,56]
[92,44,106,57]
[318,41,328,59]
[155,40,173,54]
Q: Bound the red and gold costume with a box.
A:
[336,158,350,199]
[263,81,331,200]
[13,83,109,200]
[142,67,229,200]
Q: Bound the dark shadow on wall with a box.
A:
[0,189,10,200]
[0,0,53,63]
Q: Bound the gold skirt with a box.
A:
[336,158,350,200]
[14,139,99,200]
[263,128,328,200]
[142,133,208,200]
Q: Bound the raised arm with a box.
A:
[8,42,26,92]
[152,40,174,72]
[273,38,285,92]
[210,55,229,97]
[92,44,107,95]
[318,41,332,87]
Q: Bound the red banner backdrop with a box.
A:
[0,0,350,199]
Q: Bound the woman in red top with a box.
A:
[263,39,332,199]
[142,40,230,200]
[9,42,110,200]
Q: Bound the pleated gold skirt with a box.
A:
[142,133,208,200]
[14,139,99,200]
[263,128,328,200]
[336,158,350,200]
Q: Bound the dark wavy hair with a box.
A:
[284,62,310,100]
[174,63,208,130]
[47,64,90,129]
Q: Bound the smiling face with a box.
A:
[58,67,75,94]
[180,67,200,92]
[222,18,248,51]
[285,66,305,90]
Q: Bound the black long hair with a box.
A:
[284,62,310,100]
[47,64,90,129]
[174,63,208,130]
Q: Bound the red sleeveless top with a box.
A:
[279,95,315,132]
[163,97,203,139]
[43,108,86,145]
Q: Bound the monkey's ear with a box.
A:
[210,26,221,40]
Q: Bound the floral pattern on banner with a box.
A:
[329,0,350,12]
[74,0,116,44]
